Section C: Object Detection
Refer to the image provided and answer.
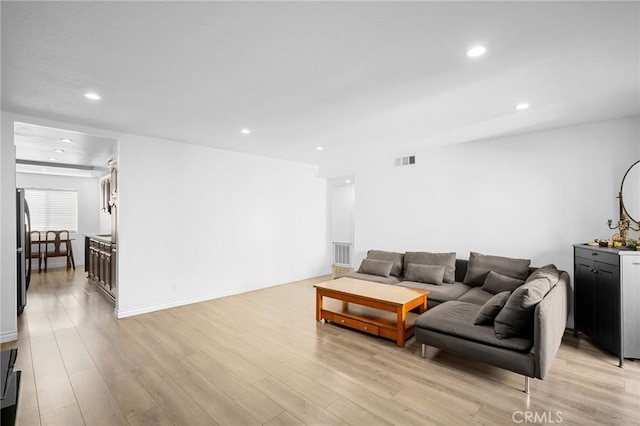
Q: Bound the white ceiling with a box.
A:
[14,122,117,178]
[2,1,638,176]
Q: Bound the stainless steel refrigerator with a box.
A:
[16,188,31,315]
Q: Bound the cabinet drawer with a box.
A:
[332,314,379,335]
[575,247,619,266]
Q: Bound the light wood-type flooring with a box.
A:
[2,268,639,425]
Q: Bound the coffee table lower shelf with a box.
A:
[319,301,420,347]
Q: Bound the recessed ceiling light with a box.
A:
[467,46,487,58]
[53,149,65,153]
[48,157,58,161]
[316,146,323,151]
[84,92,101,100]
[241,129,251,134]
[345,179,351,184]
[41,168,48,172]
[515,103,530,110]
[60,138,73,143]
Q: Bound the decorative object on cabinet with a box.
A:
[573,244,640,367]
[608,160,639,244]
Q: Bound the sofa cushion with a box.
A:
[494,276,552,339]
[404,252,456,283]
[342,272,401,285]
[463,252,531,286]
[456,287,494,305]
[474,291,511,325]
[397,281,470,303]
[482,271,525,294]
[367,250,404,277]
[526,264,560,289]
[415,301,532,351]
[404,264,445,285]
[358,258,393,277]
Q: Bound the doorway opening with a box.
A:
[14,121,119,308]
[330,177,355,277]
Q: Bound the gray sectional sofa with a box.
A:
[343,250,570,393]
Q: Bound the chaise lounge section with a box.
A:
[342,250,570,393]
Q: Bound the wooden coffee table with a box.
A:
[315,277,428,347]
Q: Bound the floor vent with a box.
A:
[395,155,416,167]
[333,242,352,267]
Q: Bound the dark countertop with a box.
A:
[573,243,638,255]
[85,234,112,243]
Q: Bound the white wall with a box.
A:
[115,134,330,317]
[16,173,107,268]
[1,112,331,330]
[353,116,640,326]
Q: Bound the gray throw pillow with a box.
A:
[494,277,552,338]
[482,271,525,294]
[358,259,393,278]
[526,264,560,289]
[463,252,531,287]
[404,263,446,285]
[403,252,456,283]
[474,291,511,325]
[367,250,404,277]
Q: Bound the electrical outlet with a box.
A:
[171,282,177,292]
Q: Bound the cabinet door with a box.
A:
[575,257,595,335]
[594,260,620,355]
[110,245,117,295]
[104,251,111,292]
[89,246,98,279]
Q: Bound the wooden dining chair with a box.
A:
[29,230,45,272]
[44,230,76,271]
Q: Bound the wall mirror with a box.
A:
[621,160,639,225]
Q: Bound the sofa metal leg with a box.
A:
[421,344,426,358]
[524,376,530,394]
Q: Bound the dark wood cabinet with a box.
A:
[574,245,640,366]
[85,235,116,301]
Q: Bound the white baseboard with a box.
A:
[115,271,332,319]
[0,329,18,343]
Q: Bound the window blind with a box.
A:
[25,188,78,233]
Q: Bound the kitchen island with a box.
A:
[85,234,116,300]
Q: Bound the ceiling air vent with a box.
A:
[395,155,416,167]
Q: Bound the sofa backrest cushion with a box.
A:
[474,291,511,325]
[404,263,445,285]
[366,250,404,277]
[455,259,468,282]
[463,252,531,287]
[494,276,552,339]
[481,271,525,294]
[358,259,393,278]
[404,252,456,283]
